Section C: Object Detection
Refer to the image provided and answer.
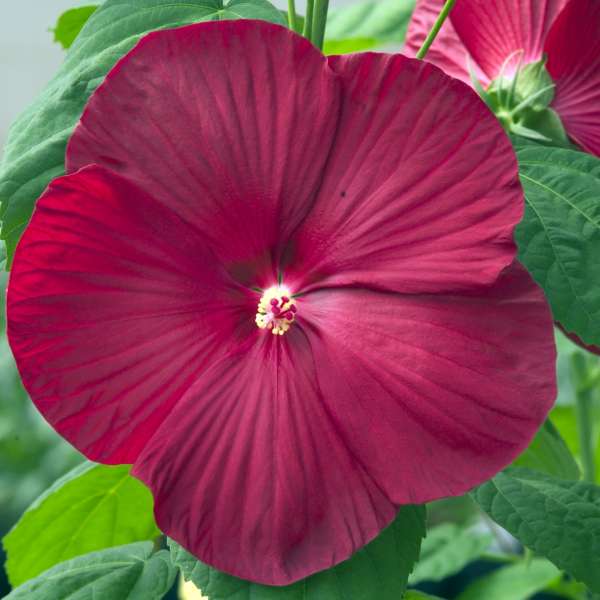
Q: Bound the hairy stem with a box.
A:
[416,0,457,60]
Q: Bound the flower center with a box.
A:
[255,286,297,336]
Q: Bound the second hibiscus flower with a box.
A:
[8,20,555,586]
[407,0,600,154]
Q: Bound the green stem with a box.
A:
[303,0,314,42]
[287,0,297,32]
[416,0,457,60]
[311,0,330,50]
[571,352,597,483]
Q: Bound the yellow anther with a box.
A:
[255,286,297,336]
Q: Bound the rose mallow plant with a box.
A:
[7,19,556,585]
[407,0,600,153]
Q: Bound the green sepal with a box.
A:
[515,58,555,109]
[516,106,570,147]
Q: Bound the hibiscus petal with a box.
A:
[67,20,340,287]
[8,166,255,463]
[450,0,568,80]
[299,263,556,503]
[284,53,521,295]
[133,263,554,585]
[404,0,473,85]
[545,0,600,156]
[133,330,396,585]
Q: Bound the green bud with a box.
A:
[478,55,568,147]
[515,57,555,109]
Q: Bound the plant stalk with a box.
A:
[571,351,597,483]
[303,0,314,42]
[287,0,297,32]
[416,0,457,60]
[311,0,330,51]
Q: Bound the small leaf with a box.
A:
[0,0,285,265]
[456,559,561,600]
[326,0,415,44]
[513,419,580,480]
[3,461,159,586]
[409,523,492,585]
[52,5,98,49]
[472,467,600,592]
[4,542,176,600]
[515,144,600,346]
[171,506,426,600]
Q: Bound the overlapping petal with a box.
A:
[545,0,600,156]
[67,20,341,287]
[8,166,255,463]
[450,0,568,80]
[404,0,472,84]
[133,330,396,584]
[284,53,521,295]
[299,263,556,503]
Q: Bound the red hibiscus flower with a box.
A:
[406,0,600,155]
[7,20,556,585]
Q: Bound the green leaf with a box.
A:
[472,467,600,592]
[222,0,287,21]
[551,405,580,453]
[171,506,426,600]
[513,419,580,480]
[545,577,589,600]
[456,559,561,600]
[408,523,492,585]
[0,0,286,265]
[515,145,600,346]
[4,542,176,600]
[3,461,159,586]
[404,592,445,600]
[323,37,379,55]
[326,0,416,44]
[52,5,98,49]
